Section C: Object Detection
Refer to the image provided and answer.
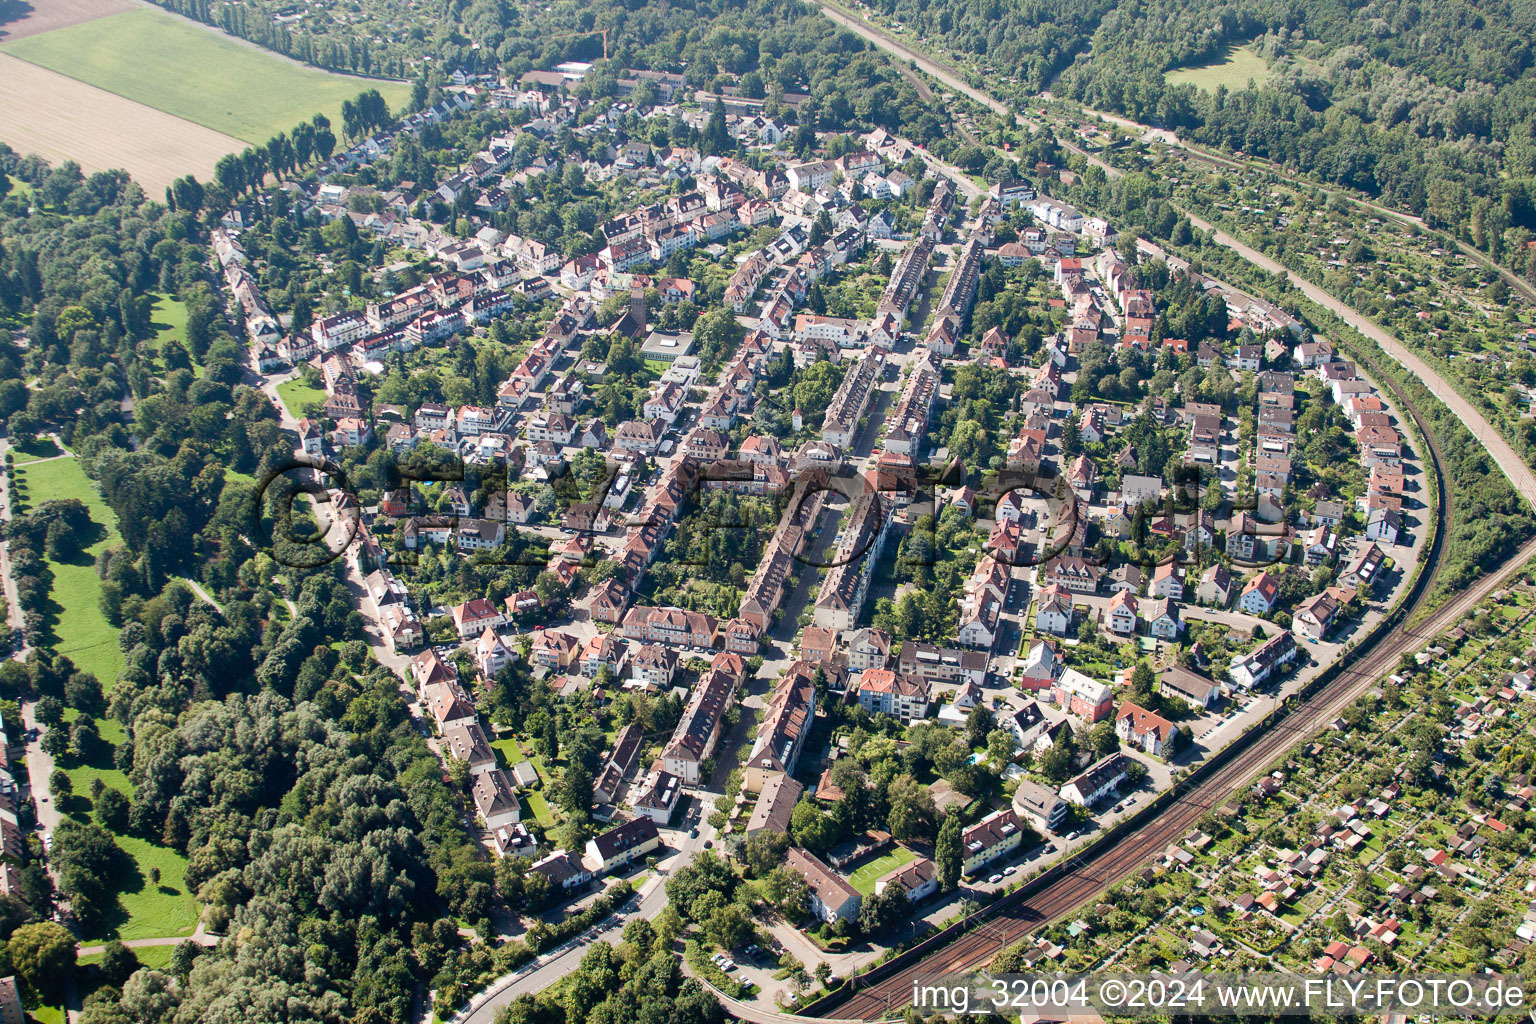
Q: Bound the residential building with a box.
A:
[856,670,931,721]
[1116,702,1177,757]
[744,773,803,836]
[875,856,938,904]
[472,769,522,830]
[1051,668,1114,722]
[583,816,661,874]
[1012,780,1068,834]
[786,847,861,923]
[1060,753,1132,806]
[745,662,818,791]
[961,808,1025,876]
[1229,631,1300,689]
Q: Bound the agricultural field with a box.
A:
[0,53,238,193]
[0,0,132,42]
[1165,45,1271,92]
[0,7,410,144]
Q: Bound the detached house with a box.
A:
[1240,571,1279,616]
[1116,702,1177,757]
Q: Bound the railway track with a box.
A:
[818,362,1535,1021]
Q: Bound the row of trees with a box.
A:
[213,112,338,197]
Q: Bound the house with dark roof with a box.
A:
[745,773,803,836]
[583,816,661,874]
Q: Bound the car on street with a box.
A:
[988,873,1002,883]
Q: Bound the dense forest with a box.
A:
[857,0,1536,273]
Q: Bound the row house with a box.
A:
[813,492,892,632]
[821,348,885,448]
[882,351,941,456]
[744,661,818,792]
[620,605,718,648]
[876,236,935,325]
[660,656,742,783]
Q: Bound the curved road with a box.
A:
[818,0,1536,515]
[1182,214,1536,510]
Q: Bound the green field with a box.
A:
[277,378,327,419]
[16,457,200,941]
[15,455,124,685]
[9,438,62,463]
[1,8,411,144]
[1165,45,1271,92]
[847,845,916,896]
[110,834,199,941]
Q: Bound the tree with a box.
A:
[702,903,753,951]
[789,800,839,854]
[935,813,962,891]
[759,866,809,917]
[885,775,936,840]
[50,818,123,930]
[1090,719,1120,757]
[8,921,75,999]
[857,883,909,935]
[987,728,1016,764]
[96,787,130,831]
[741,831,789,877]
[99,940,140,986]
[1038,735,1075,783]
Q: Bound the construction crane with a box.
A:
[550,28,609,61]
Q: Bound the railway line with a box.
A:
[817,367,1536,1021]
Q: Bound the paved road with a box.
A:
[1180,213,1536,510]
[455,823,718,1024]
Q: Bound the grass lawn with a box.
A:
[147,291,191,366]
[847,845,916,896]
[14,455,124,685]
[492,736,526,767]
[277,378,327,419]
[110,835,199,941]
[79,943,176,972]
[9,437,62,462]
[1,9,411,144]
[1165,45,1271,92]
[523,790,557,828]
[15,457,201,941]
